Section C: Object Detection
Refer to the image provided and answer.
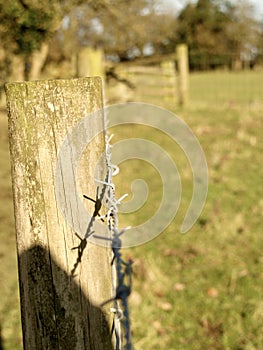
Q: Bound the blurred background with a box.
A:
[0,0,263,105]
[0,0,263,349]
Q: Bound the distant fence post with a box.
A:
[5,78,113,350]
[77,47,104,79]
[176,44,189,107]
[160,60,177,108]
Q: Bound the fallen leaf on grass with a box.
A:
[163,248,178,257]
[207,287,219,298]
[154,289,165,298]
[152,320,167,335]
[157,301,173,311]
[130,291,142,305]
[174,283,186,291]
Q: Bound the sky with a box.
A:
[163,0,263,18]
[247,0,263,17]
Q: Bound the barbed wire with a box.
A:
[70,107,133,348]
[95,129,133,350]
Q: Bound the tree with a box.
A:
[0,0,126,81]
[177,0,232,69]
[176,0,261,70]
[55,0,177,62]
[0,0,63,81]
[223,0,260,68]
[256,19,263,65]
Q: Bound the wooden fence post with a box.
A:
[160,60,177,108]
[77,48,104,80]
[176,44,189,107]
[5,77,114,350]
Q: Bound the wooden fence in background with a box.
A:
[76,44,189,108]
[114,60,177,108]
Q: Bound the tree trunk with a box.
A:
[10,54,25,82]
[28,42,49,80]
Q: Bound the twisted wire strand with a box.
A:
[101,112,133,349]
[70,99,133,348]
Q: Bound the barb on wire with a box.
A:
[83,186,105,222]
[71,183,107,276]
[70,231,94,276]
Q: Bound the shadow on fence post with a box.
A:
[5,77,114,350]
[19,245,113,349]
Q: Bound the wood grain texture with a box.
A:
[5,78,113,350]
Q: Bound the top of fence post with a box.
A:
[5,77,114,350]
[77,47,105,79]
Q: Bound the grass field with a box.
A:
[1,70,263,349]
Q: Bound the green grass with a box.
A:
[112,70,263,349]
[189,70,263,109]
[0,113,22,350]
[1,70,263,349]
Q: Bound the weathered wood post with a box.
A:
[160,60,177,108]
[5,77,114,350]
[77,48,104,80]
[176,44,189,107]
